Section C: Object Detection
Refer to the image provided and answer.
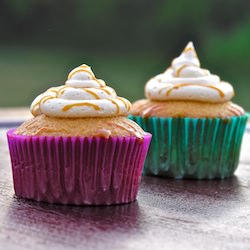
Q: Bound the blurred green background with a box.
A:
[0,0,249,109]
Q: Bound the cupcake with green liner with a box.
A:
[130,42,247,179]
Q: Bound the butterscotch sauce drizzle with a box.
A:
[63,102,101,112]
[31,94,56,115]
[31,103,39,115]
[175,64,188,77]
[68,68,104,87]
[51,86,110,100]
[47,89,59,95]
[43,85,112,102]
[159,87,168,95]
[117,97,131,110]
[34,127,69,136]
[31,64,131,117]
[141,104,162,117]
[126,122,141,133]
[183,46,198,58]
[228,103,244,116]
[84,89,101,99]
[132,99,245,118]
[106,121,135,136]
[145,42,235,103]
[228,107,240,116]
[108,98,120,114]
[166,83,225,97]
[41,96,55,104]
[57,86,68,97]
[94,79,105,87]
[68,68,95,80]
[100,87,111,95]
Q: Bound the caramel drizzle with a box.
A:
[108,99,120,114]
[228,107,241,116]
[117,97,130,110]
[32,87,64,115]
[126,122,139,132]
[57,86,106,100]
[31,103,40,115]
[175,64,188,77]
[133,101,170,117]
[34,127,69,136]
[165,83,225,97]
[141,103,162,117]
[68,68,95,80]
[41,96,55,104]
[47,89,59,95]
[183,47,194,53]
[106,121,135,136]
[57,86,68,97]
[229,104,244,116]
[182,46,198,58]
[84,89,100,99]
[62,102,101,112]
[100,87,111,95]
[94,79,105,88]
[68,67,104,87]
[158,84,171,95]
[31,94,55,116]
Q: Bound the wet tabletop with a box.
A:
[0,114,250,250]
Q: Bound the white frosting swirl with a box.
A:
[31,64,131,117]
[145,42,234,103]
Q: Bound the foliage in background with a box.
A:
[0,0,249,109]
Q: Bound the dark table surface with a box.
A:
[0,121,250,250]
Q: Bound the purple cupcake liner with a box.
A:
[7,130,151,205]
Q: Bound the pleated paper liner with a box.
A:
[129,115,248,179]
[7,130,151,205]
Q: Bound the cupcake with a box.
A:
[7,64,151,205]
[130,42,247,179]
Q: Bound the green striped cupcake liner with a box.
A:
[129,115,248,179]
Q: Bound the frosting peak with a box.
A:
[172,42,200,74]
[31,64,131,118]
[66,64,106,88]
[145,42,234,103]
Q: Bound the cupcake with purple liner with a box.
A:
[130,42,247,179]
[7,64,151,205]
